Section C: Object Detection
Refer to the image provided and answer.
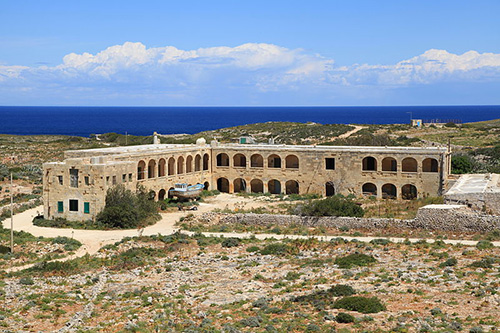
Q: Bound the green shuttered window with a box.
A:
[84,202,90,214]
[57,201,64,213]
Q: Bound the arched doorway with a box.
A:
[203,153,209,170]
[186,155,193,173]
[362,183,377,196]
[216,153,229,167]
[217,177,229,193]
[382,157,397,172]
[422,158,438,172]
[158,189,166,201]
[268,154,281,168]
[325,182,335,196]
[233,154,247,168]
[251,154,263,168]
[250,179,263,193]
[285,180,299,194]
[362,157,377,171]
[234,178,247,192]
[381,183,396,199]
[168,157,175,175]
[402,157,418,172]
[285,155,299,169]
[195,154,202,171]
[177,156,184,174]
[137,160,146,180]
[158,158,166,177]
[402,184,417,200]
[268,179,281,194]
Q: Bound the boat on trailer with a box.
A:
[169,183,204,199]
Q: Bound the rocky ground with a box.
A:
[1,231,499,332]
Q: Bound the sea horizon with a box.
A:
[0,105,499,137]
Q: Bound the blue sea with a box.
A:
[0,106,499,137]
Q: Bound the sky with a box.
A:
[1,1,500,106]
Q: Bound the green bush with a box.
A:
[329,284,356,296]
[221,237,240,248]
[96,185,160,229]
[300,196,364,217]
[260,243,296,256]
[470,257,495,269]
[336,312,355,323]
[51,236,82,251]
[476,240,494,250]
[439,257,458,268]
[451,154,475,174]
[333,296,386,313]
[335,253,377,269]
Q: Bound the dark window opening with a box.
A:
[69,199,78,212]
[325,158,335,170]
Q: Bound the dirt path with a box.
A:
[338,125,364,139]
[3,193,499,272]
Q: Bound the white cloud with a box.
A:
[1,42,500,105]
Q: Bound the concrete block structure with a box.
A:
[43,138,449,221]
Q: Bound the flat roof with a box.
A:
[446,174,500,195]
[65,142,447,158]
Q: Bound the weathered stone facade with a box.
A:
[43,140,449,221]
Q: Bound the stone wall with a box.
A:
[197,206,500,233]
[444,192,500,215]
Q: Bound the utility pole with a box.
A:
[10,173,14,253]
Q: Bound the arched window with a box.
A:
[268,179,281,194]
[250,154,263,168]
[382,183,396,199]
[285,180,299,194]
[402,184,417,200]
[250,179,264,193]
[203,182,210,190]
[203,153,209,170]
[216,153,229,167]
[168,157,175,175]
[177,156,184,174]
[402,157,418,172]
[148,160,156,178]
[234,178,247,192]
[217,177,229,193]
[285,155,299,169]
[362,157,377,171]
[186,155,193,173]
[422,158,438,172]
[233,154,247,168]
[158,158,166,177]
[168,187,175,199]
[325,182,335,196]
[268,154,281,168]
[195,154,202,171]
[137,160,146,180]
[362,183,377,196]
[382,157,397,172]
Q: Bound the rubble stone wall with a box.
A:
[198,209,500,233]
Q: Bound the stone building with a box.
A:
[43,139,449,221]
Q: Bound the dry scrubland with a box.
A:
[1,233,499,332]
[0,119,499,332]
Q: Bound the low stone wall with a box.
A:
[197,207,500,233]
[413,206,500,232]
[444,192,500,215]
